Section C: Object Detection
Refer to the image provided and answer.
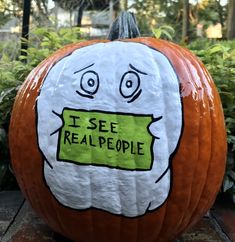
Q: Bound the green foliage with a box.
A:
[0,40,20,60]
[0,12,11,27]
[0,0,11,27]
[152,25,175,40]
[189,39,235,202]
[19,27,82,67]
[132,0,228,41]
[0,24,234,204]
[0,27,82,190]
[132,0,182,39]
[197,0,227,28]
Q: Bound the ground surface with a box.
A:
[0,191,234,242]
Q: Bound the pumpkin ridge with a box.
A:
[15,59,67,235]
[140,39,181,242]
[169,46,208,235]
[151,40,195,240]
[156,41,186,241]
[174,42,218,237]
[91,210,95,242]
[184,97,214,230]
[153,205,167,242]
[163,41,208,100]
[185,86,226,231]
[9,37,226,242]
[10,61,47,196]
[36,61,70,235]
[176,49,213,233]
[204,91,226,206]
[127,39,171,241]
[117,213,122,242]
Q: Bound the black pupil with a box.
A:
[126,80,132,88]
[88,78,95,87]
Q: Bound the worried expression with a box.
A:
[36,41,183,217]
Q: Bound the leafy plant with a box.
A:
[1,26,235,204]
[0,27,82,190]
[0,53,28,189]
[189,40,235,202]
[152,25,175,40]
[19,27,82,66]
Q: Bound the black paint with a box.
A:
[107,11,140,41]
[80,70,99,95]
[21,0,31,59]
[56,107,155,171]
[120,71,140,99]
[35,40,184,218]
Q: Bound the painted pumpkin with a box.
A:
[9,37,226,242]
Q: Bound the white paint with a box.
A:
[37,41,182,217]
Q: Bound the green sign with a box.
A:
[57,108,154,170]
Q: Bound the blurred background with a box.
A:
[0,0,234,206]
[0,0,234,41]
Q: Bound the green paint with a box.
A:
[58,108,153,170]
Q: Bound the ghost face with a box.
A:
[37,41,182,217]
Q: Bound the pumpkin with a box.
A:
[9,13,226,242]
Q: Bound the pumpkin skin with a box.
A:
[9,38,226,242]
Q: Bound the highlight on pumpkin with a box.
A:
[7,10,227,242]
[36,41,182,217]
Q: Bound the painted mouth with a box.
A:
[50,110,163,139]
[147,116,163,139]
[50,110,63,136]
[48,108,164,170]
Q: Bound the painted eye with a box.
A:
[120,71,140,98]
[80,71,99,95]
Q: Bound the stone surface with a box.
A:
[211,195,235,242]
[0,191,234,242]
[179,215,231,242]
[1,202,55,242]
[0,191,24,239]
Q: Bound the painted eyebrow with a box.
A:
[74,63,95,74]
[129,64,147,75]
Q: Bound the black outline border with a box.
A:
[34,40,184,218]
[80,70,99,95]
[56,107,155,171]
[119,71,141,98]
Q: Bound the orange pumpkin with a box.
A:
[9,37,226,242]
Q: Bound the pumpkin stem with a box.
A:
[107,11,140,40]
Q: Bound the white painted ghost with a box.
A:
[36,41,182,217]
